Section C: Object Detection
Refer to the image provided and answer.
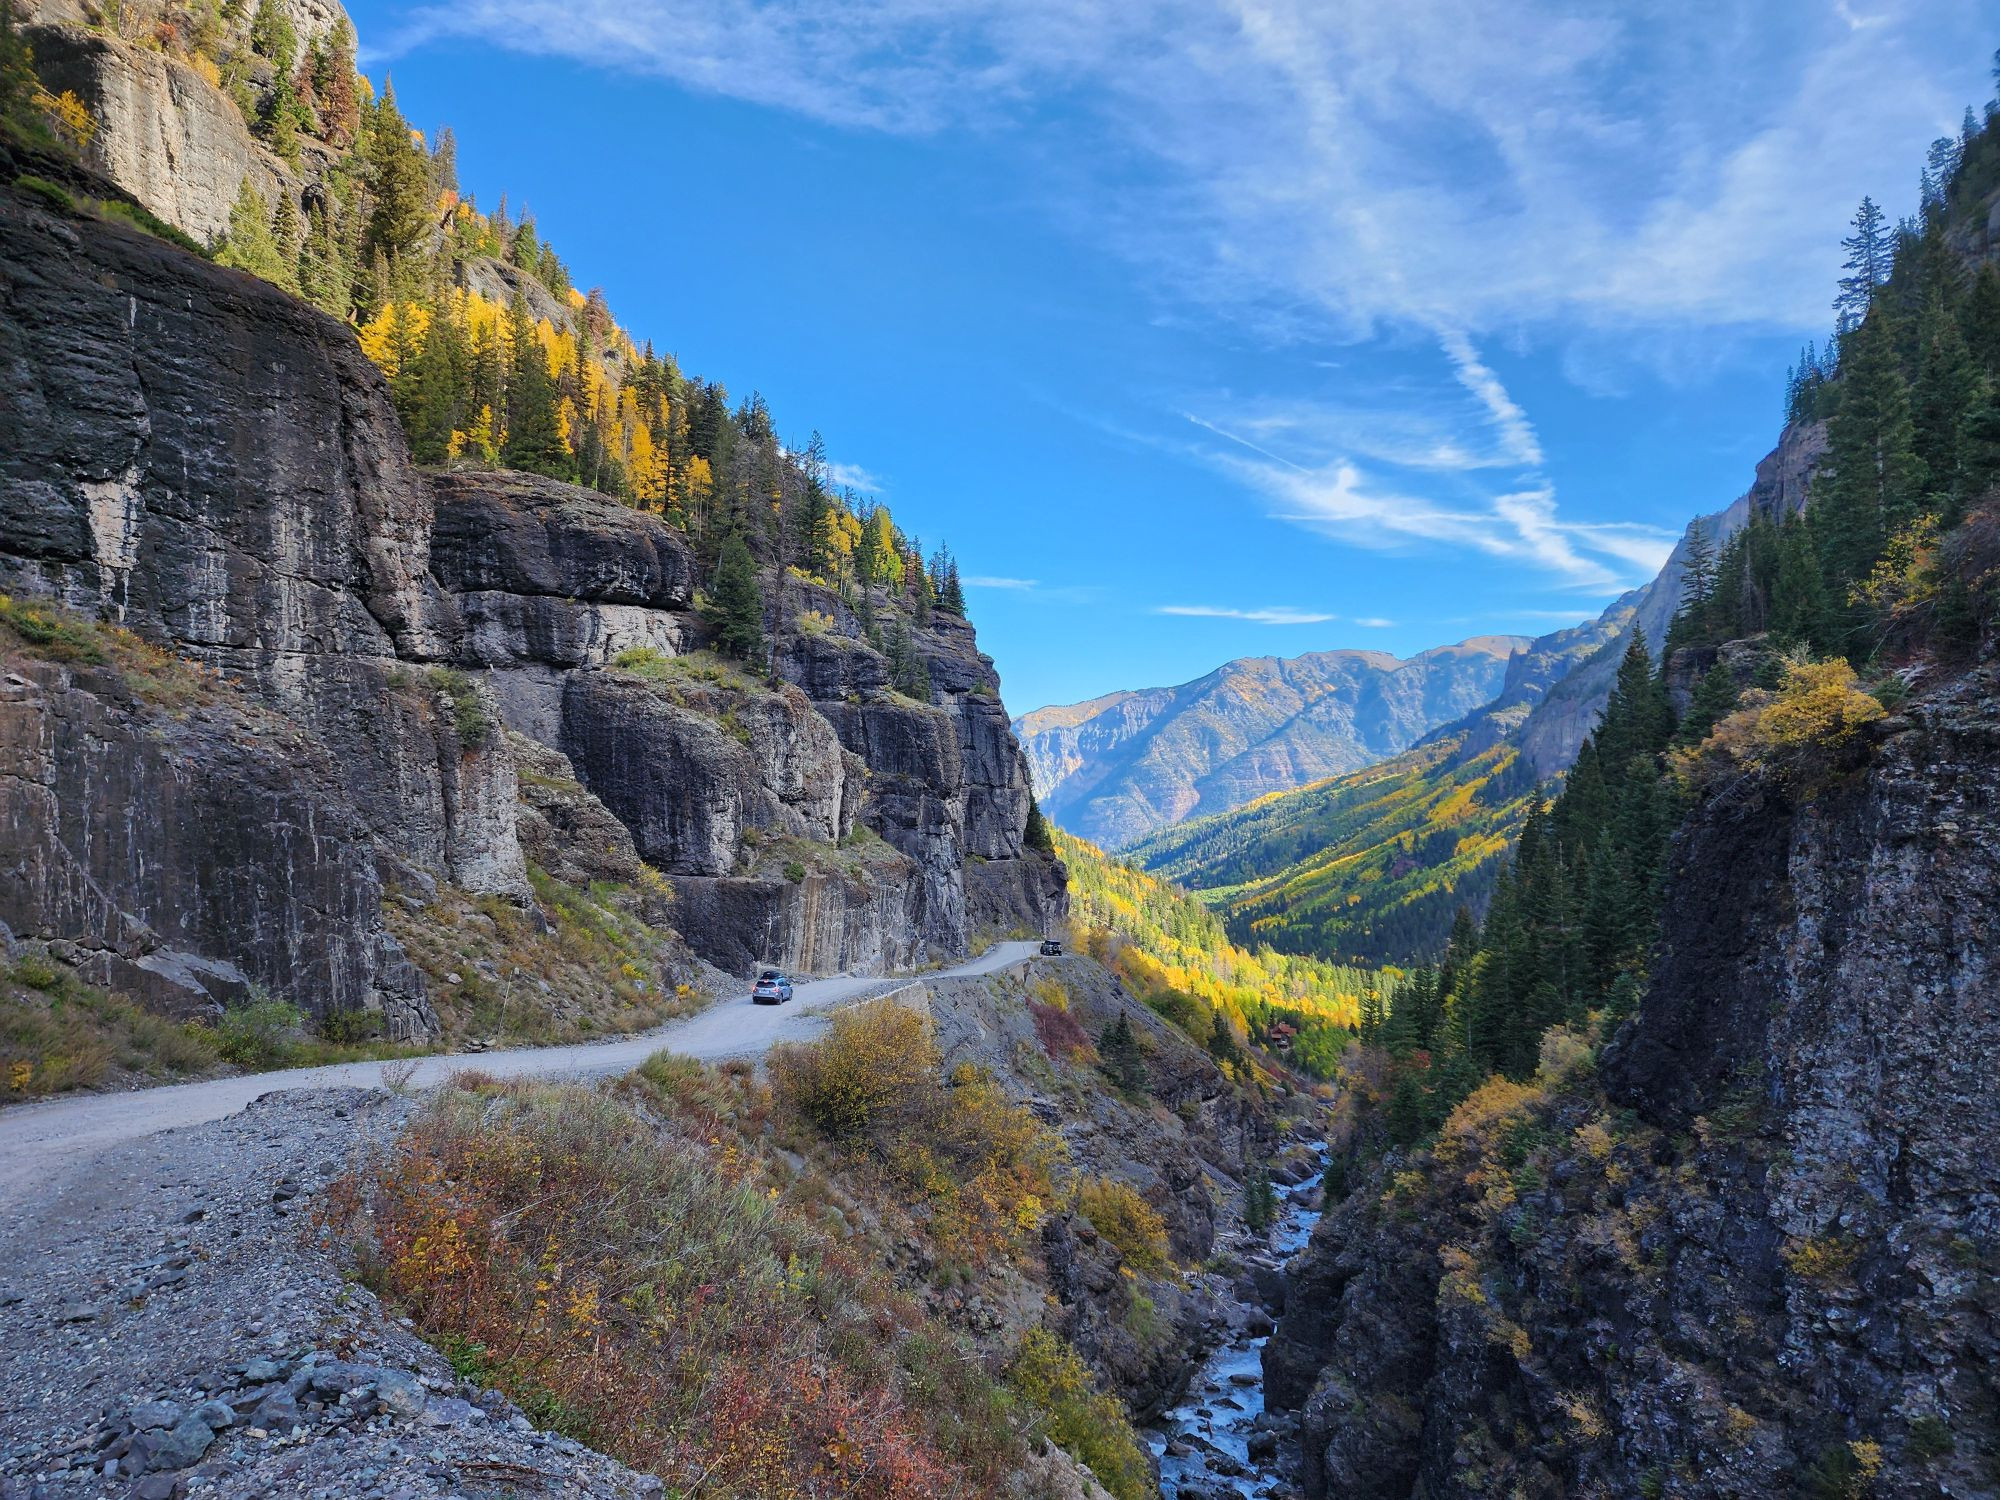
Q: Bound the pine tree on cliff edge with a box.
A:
[706,533,765,662]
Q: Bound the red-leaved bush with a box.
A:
[324,1071,1025,1498]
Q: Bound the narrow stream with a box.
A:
[1146,1149,1326,1500]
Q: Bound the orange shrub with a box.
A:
[327,1078,1025,1498]
[772,1003,1066,1264]
[769,999,935,1138]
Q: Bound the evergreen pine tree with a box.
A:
[296,201,348,314]
[1812,310,1926,644]
[401,295,470,463]
[267,191,301,293]
[364,81,431,270]
[215,180,289,285]
[886,618,931,699]
[1962,266,2000,378]
[1673,662,1741,748]
[1024,796,1056,855]
[1834,197,1891,333]
[1960,384,2000,501]
[1912,293,1980,506]
[1680,517,1718,613]
[1244,1168,1278,1233]
[704,532,765,661]
[1772,514,1831,646]
[1098,1013,1147,1096]
[501,296,570,478]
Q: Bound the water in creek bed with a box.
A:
[1146,1152,1325,1499]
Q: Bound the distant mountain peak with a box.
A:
[1013,633,1532,849]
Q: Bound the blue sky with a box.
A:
[346,0,1993,714]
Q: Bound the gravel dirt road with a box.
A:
[0,941,1038,1210]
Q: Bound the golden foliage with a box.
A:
[1433,1076,1543,1168]
[1671,656,1885,794]
[771,1003,1065,1264]
[35,85,97,149]
[1007,1330,1152,1500]
[1075,1177,1172,1275]
[1059,831,1387,1036]
[769,1000,935,1139]
[1782,1232,1861,1284]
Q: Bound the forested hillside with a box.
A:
[1058,830,1400,1079]
[1127,600,1641,964]
[1267,76,2000,1498]
[1311,98,2000,1131]
[13,0,971,638]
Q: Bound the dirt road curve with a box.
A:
[0,940,1039,1207]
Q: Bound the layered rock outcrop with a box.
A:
[0,173,1062,1031]
[1263,660,2000,1499]
[23,22,298,248]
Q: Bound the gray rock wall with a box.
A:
[24,22,299,248]
[1265,660,2000,1499]
[0,161,1062,1018]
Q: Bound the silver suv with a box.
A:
[751,970,794,1004]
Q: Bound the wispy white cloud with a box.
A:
[1437,330,1543,468]
[1217,450,1676,590]
[377,1,1989,339]
[825,460,884,493]
[376,0,1984,594]
[1156,604,1338,625]
[964,575,1041,590]
[1353,617,1396,628]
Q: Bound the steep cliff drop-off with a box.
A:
[1262,656,2000,1499]
[0,174,1063,1039]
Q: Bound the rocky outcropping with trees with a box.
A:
[0,143,1063,1036]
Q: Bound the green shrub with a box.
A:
[427,668,491,748]
[212,994,305,1067]
[11,953,63,991]
[94,197,208,255]
[1007,1329,1151,1500]
[0,594,105,661]
[610,645,672,675]
[317,1007,379,1045]
[16,174,74,212]
[1907,1415,1953,1461]
[1076,1177,1171,1273]
[3,974,220,1096]
[1807,1439,1885,1499]
[783,860,807,883]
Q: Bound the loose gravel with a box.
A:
[0,1088,657,1500]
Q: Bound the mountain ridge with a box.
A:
[1014,633,1530,850]
[1120,419,1829,966]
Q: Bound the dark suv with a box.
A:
[751,970,795,1004]
[1039,939,1064,956]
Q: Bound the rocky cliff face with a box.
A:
[1015,637,1528,850]
[0,175,1062,1034]
[1263,658,2000,1499]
